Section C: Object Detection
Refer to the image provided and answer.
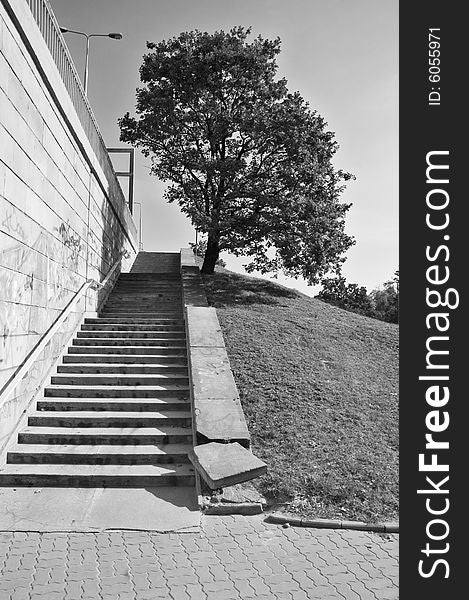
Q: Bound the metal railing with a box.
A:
[25,0,129,212]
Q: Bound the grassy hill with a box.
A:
[201,269,398,523]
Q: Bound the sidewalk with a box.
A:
[0,514,398,600]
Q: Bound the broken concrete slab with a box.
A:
[188,346,250,446]
[195,397,250,447]
[217,481,267,505]
[203,502,263,515]
[188,442,267,490]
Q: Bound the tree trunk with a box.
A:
[201,235,220,274]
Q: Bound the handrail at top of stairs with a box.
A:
[0,251,127,405]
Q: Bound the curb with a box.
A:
[265,513,399,533]
[202,502,264,516]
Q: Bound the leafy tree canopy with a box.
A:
[318,276,373,316]
[119,26,355,281]
[318,270,399,324]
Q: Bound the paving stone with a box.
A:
[288,592,313,600]
[224,560,254,573]
[348,580,379,600]
[269,580,302,594]
[365,578,396,591]
[134,591,163,600]
[31,571,50,586]
[169,586,191,600]
[292,570,330,589]
[203,580,237,593]
[0,517,398,599]
[82,579,100,595]
[139,589,169,599]
[147,572,167,587]
[208,564,230,580]
[0,579,31,593]
[9,590,31,600]
[205,592,240,600]
[30,592,64,600]
[27,582,66,595]
[333,582,364,599]
[375,588,399,600]
[166,574,200,587]
[231,578,256,597]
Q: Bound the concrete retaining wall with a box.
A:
[0,0,138,447]
[180,249,250,448]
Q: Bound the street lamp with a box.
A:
[60,27,122,95]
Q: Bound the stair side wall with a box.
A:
[0,1,138,447]
[180,249,250,448]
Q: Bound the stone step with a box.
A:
[81,324,184,332]
[28,410,193,428]
[100,310,182,318]
[37,397,190,411]
[18,426,192,445]
[101,304,181,312]
[68,346,187,355]
[84,318,184,325]
[72,338,185,347]
[111,289,181,294]
[119,273,181,280]
[103,307,182,313]
[0,463,195,487]
[99,311,182,318]
[63,354,187,363]
[113,280,181,284]
[44,385,189,398]
[51,373,188,386]
[57,363,188,374]
[105,303,182,310]
[114,279,181,284]
[116,283,181,288]
[7,443,191,465]
[76,331,185,339]
[99,312,182,318]
[109,291,181,297]
[105,298,181,303]
[106,298,182,304]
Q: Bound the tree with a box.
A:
[119,26,354,280]
[318,269,399,323]
[370,270,399,323]
[189,238,226,267]
[318,276,373,316]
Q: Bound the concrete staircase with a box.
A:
[0,257,195,488]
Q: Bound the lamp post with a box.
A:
[60,27,122,95]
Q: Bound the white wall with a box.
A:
[0,0,138,446]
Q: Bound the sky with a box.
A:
[49,0,398,295]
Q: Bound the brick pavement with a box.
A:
[0,514,398,600]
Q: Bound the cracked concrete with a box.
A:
[0,487,200,532]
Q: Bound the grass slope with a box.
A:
[201,270,398,522]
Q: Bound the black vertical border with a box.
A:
[400,1,466,597]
